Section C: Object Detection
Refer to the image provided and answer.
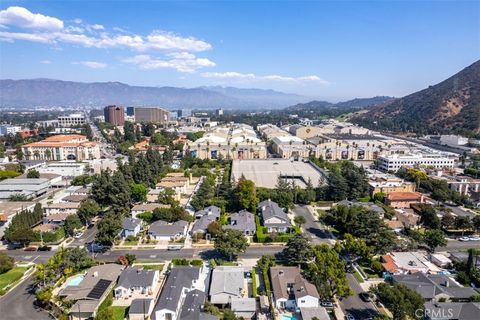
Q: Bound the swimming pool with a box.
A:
[280,315,297,320]
[66,275,84,286]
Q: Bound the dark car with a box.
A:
[38,245,52,251]
[359,292,372,302]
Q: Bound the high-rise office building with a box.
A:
[134,107,169,124]
[104,105,125,126]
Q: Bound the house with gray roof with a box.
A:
[129,298,154,320]
[209,266,248,305]
[258,200,290,233]
[224,210,256,236]
[153,266,202,320]
[59,264,123,320]
[192,206,220,235]
[270,266,319,310]
[336,200,386,217]
[424,302,480,320]
[180,289,218,320]
[393,273,477,302]
[148,220,188,241]
[121,217,142,239]
[231,297,257,319]
[114,267,160,299]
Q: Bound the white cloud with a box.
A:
[122,53,215,73]
[90,24,104,30]
[0,6,64,30]
[73,61,107,69]
[40,60,51,64]
[73,18,82,24]
[201,71,330,84]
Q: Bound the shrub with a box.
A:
[0,253,14,274]
[190,259,203,266]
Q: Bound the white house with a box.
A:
[114,267,159,299]
[121,217,142,239]
[147,220,188,241]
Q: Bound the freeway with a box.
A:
[339,274,378,319]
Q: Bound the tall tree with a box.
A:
[214,229,249,261]
[235,177,258,212]
[282,233,313,266]
[423,229,447,252]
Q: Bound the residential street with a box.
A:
[292,205,335,244]
[0,274,52,320]
[339,274,378,319]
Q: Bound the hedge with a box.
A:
[33,228,65,243]
[251,268,258,297]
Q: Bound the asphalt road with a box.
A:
[69,223,98,247]
[339,274,378,320]
[292,205,335,244]
[0,275,52,320]
[5,245,286,264]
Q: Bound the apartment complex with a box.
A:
[368,173,416,196]
[186,124,267,160]
[0,124,22,136]
[134,107,170,124]
[104,105,125,126]
[57,113,86,127]
[22,134,100,161]
[378,153,456,171]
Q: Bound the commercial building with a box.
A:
[134,107,170,124]
[368,173,416,196]
[257,124,291,141]
[271,136,314,159]
[215,108,224,116]
[0,178,50,200]
[57,113,86,127]
[0,124,22,136]
[439,135,469,147]
[104,105,125,126]
[186,124,267,160]
[377,153,456,171]
[231,159,326,189]
[22,134,100,161]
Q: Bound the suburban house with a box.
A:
[224,210,256,236]
[44,212,72,225]
[258,200,291,233]
[423,302,480,320]
[209,266,248,306]
[381,251,438,275]
[114,267,159,299]
[231,297,257,319]
[337,199,386,217]
[393,273,477,302]
[299,307,330,320]
[180,289,219,320]
[394,208,421,228]
[121,217,142,239]
[385,191,425,209]
[153,266,209,320]
[192,206,221,235]
[270,266,320,310]
[44,202,80,216]
[147,220,188,241]
[61,194,88,203]
[128,298,155,320]
[146,189,162,203]
[59,264,123,320]
[131,203,170,218]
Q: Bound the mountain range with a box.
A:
[0,79,311,109]
[353,60,480,136]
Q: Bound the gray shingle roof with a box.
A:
[258,200,290,226]
[192,206,220,233]
[224,210,255,233]
[424,302,480,320]
[148,220,188,237]
[209,266,245,301]
[154,267,201,312]
[393,273,477,300]
[180,289,218,320]
[122,217,142,231]
[117,267,156,289]
[129,299,153,315]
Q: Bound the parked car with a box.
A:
[24,246,37,251]
[346,313,355,320]
[459,236,470,241]
[74,232,83,239]
[468,236,480,241]
[38,245,52,251]
[87,242,106,252]
[320,301,334,308]
[359,292,372,302]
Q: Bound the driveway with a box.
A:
[292,205,335,244]
[339,274,378,319]
[0,275,52,320]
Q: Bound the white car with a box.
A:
[73,232,83,239]
[458,236,470,242]
[468,236,480,241]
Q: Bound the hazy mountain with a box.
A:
[0,79,310,109]
[353,60,480,136]
[334,96,394,108]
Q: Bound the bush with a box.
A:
[0,253,14,274]
[190,259,203,266]
[371,260,383,273]
[172,258,189,266]
[33,228,65,243]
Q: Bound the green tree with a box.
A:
[158,188,179,206]
[235,177,258,212]
[303,244,352,299]
[26,169,40,178]
[63,247,95,271]
[343,233,371,261]
[441,213,456,229]
[326,171,348,201]
[96,213,122,245]
[207,221,222,237]
[371,283,424,320]
[214,229,249,261]
[77,199,101,225]
[0,253,14,274]
[473,215,480,232]
[294,215,306,227]
[63,214,83,236]
[129,183,148,203]
[125,253,136,265]
[282,233,313,266]
[455,216,472,236]
[423,229,447,253]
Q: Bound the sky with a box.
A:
[0,0,479,101]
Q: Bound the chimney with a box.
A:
[93,271,98,277]
[444,280,449,287]
[279,270,284,276]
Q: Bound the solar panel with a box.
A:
[86,279,112,299]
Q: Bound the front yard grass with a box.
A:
[135,264,164,271]
[353,270,364,283]
[112,306,129,320]
[0,267,29,293]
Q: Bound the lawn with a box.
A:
[0,267,29,293]
[353,270,365,283]
[135,264,164,271]
[112,306,128,320]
